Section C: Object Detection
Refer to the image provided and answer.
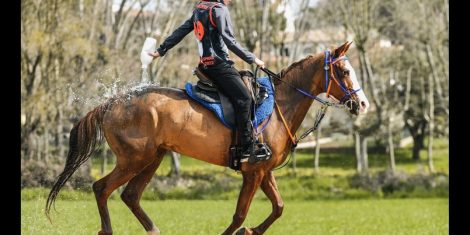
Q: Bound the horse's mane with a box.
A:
[278,53,323,84]
[279,55,316,76]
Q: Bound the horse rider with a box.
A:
[149,0,270,161]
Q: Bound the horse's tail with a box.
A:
[45,101,111,222]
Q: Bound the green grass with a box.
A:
[23,138,448,234]
[22,198,448,235]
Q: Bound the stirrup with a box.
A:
[248,142,272,164]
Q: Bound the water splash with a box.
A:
[141,68,150,83]
[68,67,161,109]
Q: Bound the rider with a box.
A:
[149,0,268,160]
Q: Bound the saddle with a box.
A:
[191,66,272,170]
[193,66,269,125]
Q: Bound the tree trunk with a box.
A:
[169,151,181,176]
[362,52,382,110]
[425,44,443,101]
[355,131,362,173]
[44,128,49,162]
[314,125,322,174]
[291,150,297,175]
[387,117,396,173]
[412,133,424,161]
[425,43,448,117]
[110,0,129,49]
[153,0,190,81]
[289,0,309,63]
[122,5,145,50]
[360,136,369,174]
[56,114,64,158]
[114,0,139,50]
[427,74,435,173]
[54,57,64,158]
[55,109,64,158]
[404,67,413,111]
[260,0,269,59]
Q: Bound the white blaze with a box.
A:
[344,60,370,113]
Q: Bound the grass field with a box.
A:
[22,138,448,234]
[22,198,448,235]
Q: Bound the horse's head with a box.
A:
[322,41,369,115]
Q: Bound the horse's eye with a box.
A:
[343,70,350,76]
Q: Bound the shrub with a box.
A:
[144,172,242,200]
[349,170,448,198]
[21,157,93,190]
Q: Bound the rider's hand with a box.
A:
[148,51,160,60]
[254,58,265,68]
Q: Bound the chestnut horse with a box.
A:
[46,41,369,235]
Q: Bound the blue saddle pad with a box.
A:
[185,76,274,129]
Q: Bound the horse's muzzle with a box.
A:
[344,99,360,115]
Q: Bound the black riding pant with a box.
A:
[200,62,253,146]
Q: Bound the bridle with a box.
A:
[323,50,362,110]
[255,50,364,170]
[261,50,362,109]
[252,50,365,170]
[256,50,363,154]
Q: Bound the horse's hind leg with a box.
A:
[93,156,150,235]
[121,149,166,235]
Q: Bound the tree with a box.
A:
[314,0,447,172]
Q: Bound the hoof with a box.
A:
[147,228,160,235]
[235,227,253,235]
[98,230,112,235]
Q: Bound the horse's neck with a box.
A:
[273,55,323,135]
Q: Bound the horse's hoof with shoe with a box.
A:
[236,227,253,235]
[98,230,112,235]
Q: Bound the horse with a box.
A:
[46,41,369,235]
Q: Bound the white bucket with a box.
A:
[140,37,157,69]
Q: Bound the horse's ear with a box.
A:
[333,41,353,58]
[344,41,353,53]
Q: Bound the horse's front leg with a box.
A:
[247,171,284,235]
[221,170,265,235]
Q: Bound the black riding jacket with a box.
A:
[156,1,255,66]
